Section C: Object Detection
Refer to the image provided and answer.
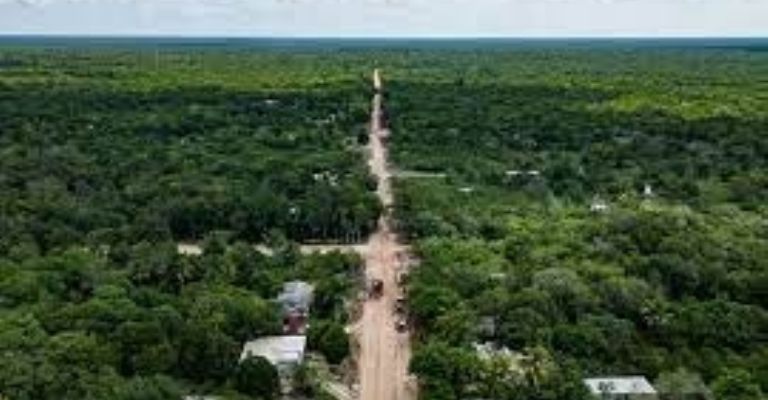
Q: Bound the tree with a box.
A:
[233,356,280,400]
[113,376,181,400]
[113,320,176,375]
[45,331,115,372]
[519,346,557,391]
[308,320,349,365]
[598,276,659,323]
[499,307,549,349]
[409,284,462,329]
[178,321,238,383]
[532,268,595,321]
[432,306,476,345]
[712,369,765,400]
[421,379,456,400]
[655,368,713,400]
[410,341,479,399]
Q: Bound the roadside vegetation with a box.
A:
[385,46,768,399]
[0,47,370,399]
[2,40,767,400]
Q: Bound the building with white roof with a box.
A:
[240,335,307,372]
[583,376,657,400]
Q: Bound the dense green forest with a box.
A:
[384,48,768,399]
[0,49,380,250]
[0,47,373,399]
[2,40,768,400]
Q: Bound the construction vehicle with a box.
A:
[396,270,409,287]
[395,317,408,333]
[394,295,406,314]
[368,278,384,299]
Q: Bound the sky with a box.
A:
[0,0,766,37]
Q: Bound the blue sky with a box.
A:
[0,0,766,37]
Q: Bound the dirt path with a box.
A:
[357,69,416,400]
[180,70,415,400]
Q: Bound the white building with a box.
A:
[240,335,307,372]
[505,169,540,177]
[643,184,654,198]
[177,243,203,256]
[583,376,658,400]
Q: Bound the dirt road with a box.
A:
[357,69,416,400]
[180,70,414,400]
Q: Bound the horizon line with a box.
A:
[1,33,767,40]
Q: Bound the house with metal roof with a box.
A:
[239,335,308,396]
[276,281,314,334]
[277,281,314,314]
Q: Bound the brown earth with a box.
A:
[356,69,416,400]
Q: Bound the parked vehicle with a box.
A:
[394,296,406,314]
[395,317,408,333]
[368,278,384,299]
[396,271,409,287]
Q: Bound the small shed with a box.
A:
[583,376,658,400]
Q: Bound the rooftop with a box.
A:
[240,335,307,366]
[276,281,314,314]
[584,376,657,395]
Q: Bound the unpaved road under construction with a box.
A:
[356,69,416,400]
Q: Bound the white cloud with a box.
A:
[0,0,766,36]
